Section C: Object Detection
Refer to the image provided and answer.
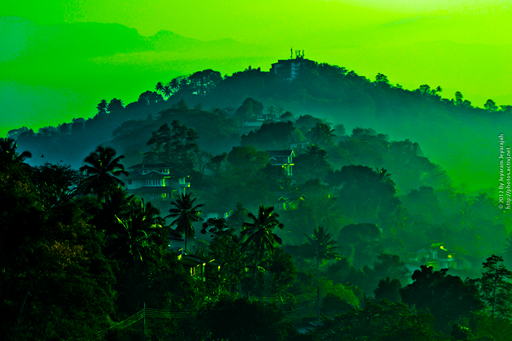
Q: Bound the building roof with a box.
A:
[267,150,295,158]
[126,171,171,179]
[271,57,315,67]
[128,163,187,177]
[129,163,172,169]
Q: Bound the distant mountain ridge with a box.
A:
[0,16,266,63]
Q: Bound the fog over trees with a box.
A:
[2,59,511,340]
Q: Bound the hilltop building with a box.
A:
[270,49,316,81]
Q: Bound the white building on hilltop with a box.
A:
[270,49,316,81]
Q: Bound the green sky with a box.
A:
[1,0,511,193]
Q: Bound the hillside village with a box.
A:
[2,56,512,340]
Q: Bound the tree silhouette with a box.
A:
[304,226,339,271]
[155,81,164,93]
[96,99,108,116]
[484,99,498,113]
[144,121,199,172]
[79,146,128,199]
[0,137,32,168]
[188,69,223,96]
[309,122,336,146]
[375,73,390,84]
[167,192,204,253]
[293,144,331,182]
[374,276,402,302]
[400,265,483,332]
[241,205,284,281]
[107,98,124,115]
[235,98,264,123]
[471,255,512,319]
[112,199,166,270]
[454,91,464,106]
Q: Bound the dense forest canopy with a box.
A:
[2,59,512,340]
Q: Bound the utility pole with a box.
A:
[143,302,146,340]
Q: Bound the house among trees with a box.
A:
[202,205,233,220]
[267,150,295,176]
[124,163,190,201]
[274,192,306,210]
[178,253,221,281]
[409,241,470,270]
[270,49,316,81]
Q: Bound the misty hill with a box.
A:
[9,56,512,192]
[4,54,512,339]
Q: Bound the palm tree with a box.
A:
[163,85,173,99]
[95,186,135,237]
[167,192,204,253]
[304,226,339,271]
[376,167,391,181]
[111,199,166,271]
[241,205,284,280]
[79,146,129,199]
[0,137,32,166]
[309,122,335,146]
[155,81,164,93]
[96,99,108,115]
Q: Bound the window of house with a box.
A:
[146,179,162,186]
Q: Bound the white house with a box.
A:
[123,163,190,201]
[267,150,295,176]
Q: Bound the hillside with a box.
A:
[3,57,512,340]
[9,58,511,192]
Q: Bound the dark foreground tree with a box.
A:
[241,205,284,282]
[400,265,483,332]
[79,146,128,199]
[304,226,339,271]
[318,300,439,341]
[374,277,402,302]
[0,137,32,168]
[167,192,204,253]
[468,254,512,319]
[184,297,297,341]
[0,161,115,339]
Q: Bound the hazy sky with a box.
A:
[3,0,511,134]
[1,0,512,193]
[4,0,511,36]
